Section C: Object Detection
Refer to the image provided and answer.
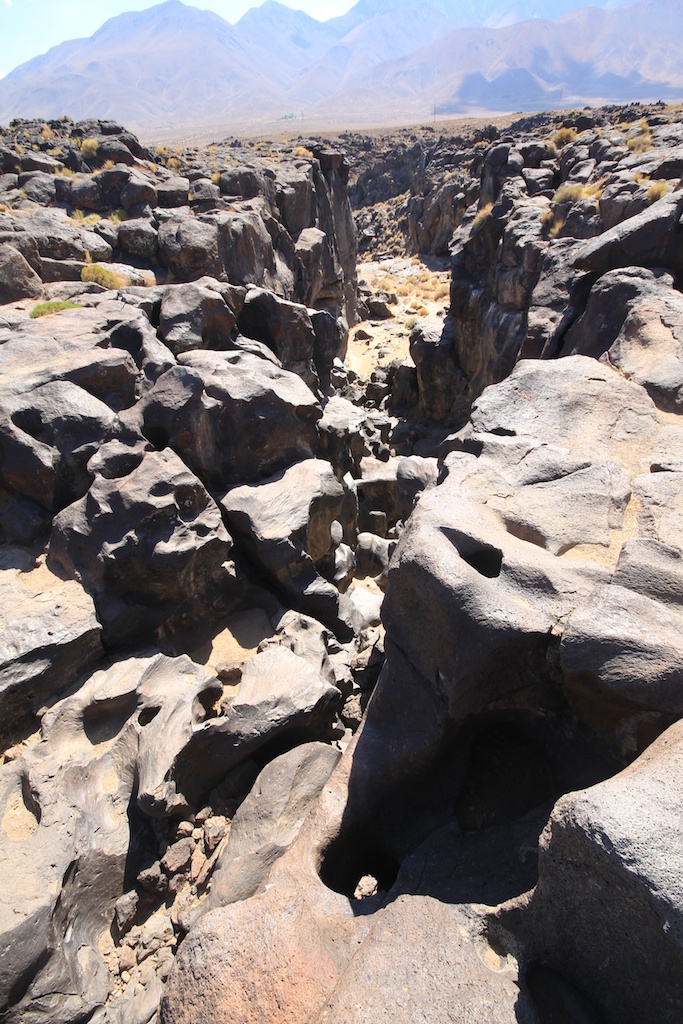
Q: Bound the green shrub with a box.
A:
[30,300,82,319]
[81,264,130,289]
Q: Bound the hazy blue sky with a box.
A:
[0,0,354,78]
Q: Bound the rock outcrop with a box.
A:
[3,104,683,1024]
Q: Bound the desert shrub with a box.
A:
[405,315,417,329]
[647,180,672,204]
[549,216,566,239]
[108,208,128,225]
[0,203,7,213]
[294,146,313,158]
[552,127,577,149]
[81,264,130,289]
[211,170,221,184]
[30,300,82,319]
[80,138,99,159]
[166,157,182,170]
[553,183,586,205]
[70,209,101,226]
[627,119,653,153]
[628,135,652,153]
[40,123,55,142]
[540,207,555,230]
[472,202,493,230]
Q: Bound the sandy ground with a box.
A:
[140,112,523,149]
[348,255,451,381]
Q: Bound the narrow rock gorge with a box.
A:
[1,103,683,1024]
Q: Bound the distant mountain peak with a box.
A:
[0,0,677,134]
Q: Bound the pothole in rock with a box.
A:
[319,707,623,914]
[320,830,400,907]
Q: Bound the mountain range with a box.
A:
[0,0,680,137]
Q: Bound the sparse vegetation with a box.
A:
[553,183,588,205]
[472,202,493,230]
[70,209,101,226]
[647,180,672,204]
[108,208,128,225]
[80,138,99,159]
[211,171,222,184]
[30,300,82,319]
[294,146,313,159]
[552,127,577,149]
[40,124,55,142]
[81,264,130,289]
[627,119,653,153]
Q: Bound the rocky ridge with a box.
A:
[1,102,683,1024]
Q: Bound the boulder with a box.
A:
[158,216,220,281]
[221,459,357,635]
[238,286,317,384]
[409,315,468,425]
[518,719,683,1024]
[0,548,102,743]
[0,378,119,511]
[143,647,342,816]
[0,653,214,1022]
[0,244,42,303]
[135,350,321,488]
[561,267,683,413]
[190,742,341,919]
[561,584,683,752]
[572,188,683,276]
[48,448,232,647]
[117,218,158,261]
[156,177,190,208]
[159,278,246,355]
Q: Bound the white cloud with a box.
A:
[4,0,12,8]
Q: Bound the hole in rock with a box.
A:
[20,774,41,827]
[137,706,161,727]
[11,407,48,444]
[525,963,607,1024]
[144,425,170,451]
[442,528,503,578]
[319,832,400,902]
[319,705,622,914]
[83,691,139,745]
[455,727,555,832]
